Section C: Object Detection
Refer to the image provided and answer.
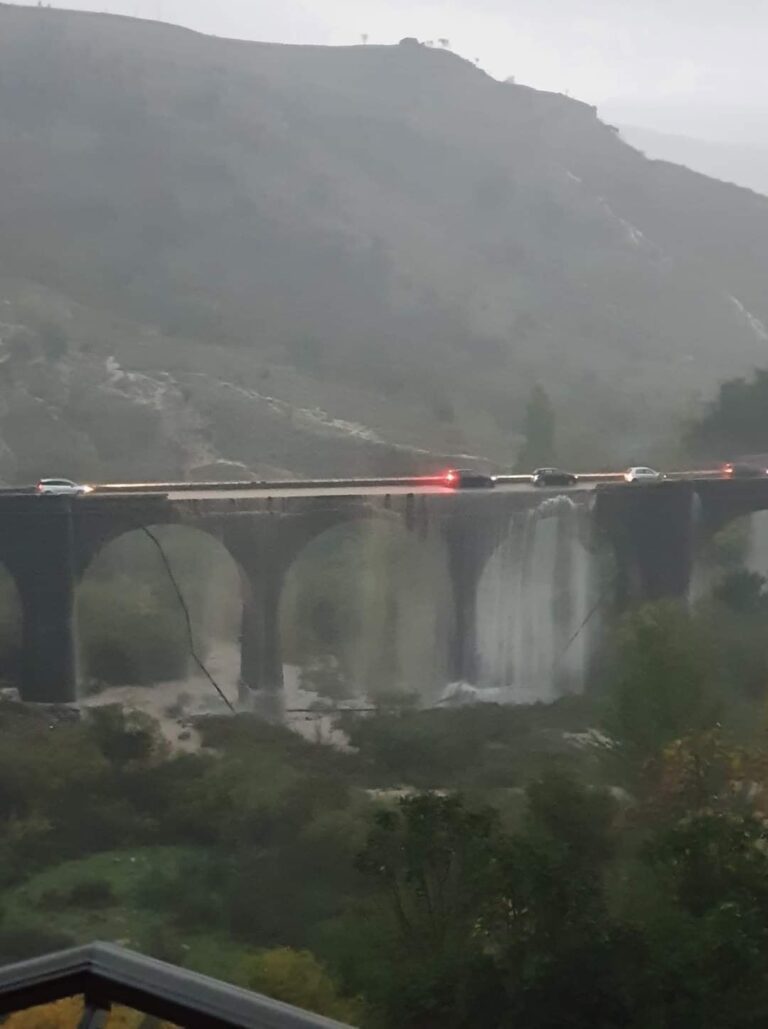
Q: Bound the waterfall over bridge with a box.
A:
[1,476,767,708]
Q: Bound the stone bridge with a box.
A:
[2,476,767,705]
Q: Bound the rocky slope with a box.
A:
[0,5,767,478]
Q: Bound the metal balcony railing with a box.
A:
[0,941,355,1028]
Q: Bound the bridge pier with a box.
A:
[443,515,500,684]
[594,482,696,608]
[449,581,480,683]
[224,515,291,721]
[14,500,79,703]
[239,580,284,721]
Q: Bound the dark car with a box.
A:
[443,468,496,489]
[532,468,578,487]
[724,455,768,478]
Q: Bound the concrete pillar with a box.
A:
[444,521,493,684]
[16,499,78,703]
[238,564,285,721]
[595,482,695,609]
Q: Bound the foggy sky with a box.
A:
[7,0,768,144]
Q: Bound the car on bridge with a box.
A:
[624,467,663,483]
[723,455,768,478]
[443,469,496,489]
[35,478,94,496]
[532,468,579,487]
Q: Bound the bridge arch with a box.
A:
[76,524,244,706]
[279,512,452,709]
[473,495,600,699]
[692,507,768,602]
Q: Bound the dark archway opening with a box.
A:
[280,518,451,712]
[77,526,243,705]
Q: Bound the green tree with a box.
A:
[493,775,641,1029]
[712,569,768,614]
[687,368,768,460]
[515,385,555,471]
[356,793,505,1028]
[603,602,720,769]
[638,811,768,1028]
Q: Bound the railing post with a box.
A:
[77,1000,110,1029]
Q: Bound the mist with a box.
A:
[6,0,768,148]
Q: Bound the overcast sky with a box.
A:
[9,0,768,144]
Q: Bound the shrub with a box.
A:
[238,947,365,1023]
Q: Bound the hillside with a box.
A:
[620,125,768,199]
[0,5,767,478]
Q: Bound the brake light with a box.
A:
[724,464,734,477]
[444,470,458,486]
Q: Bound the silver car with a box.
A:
[623,466,662,483]
[35,478,93,496]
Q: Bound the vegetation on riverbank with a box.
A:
[1,575,768,1025]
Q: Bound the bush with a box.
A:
[602,602,720,767]
[237,947,365,1023]
[86,706,162,767]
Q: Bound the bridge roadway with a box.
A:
[90,470,723,502]
[165,482,595,501]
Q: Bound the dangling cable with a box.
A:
[137,524,235,713]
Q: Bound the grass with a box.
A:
[4,846,251,980]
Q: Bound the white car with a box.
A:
[624,467,662,483]
[35,478,93,496]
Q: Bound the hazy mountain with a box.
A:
[0,4,767,478]
[620,125,768,198]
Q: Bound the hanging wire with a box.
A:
[136,524,235,713]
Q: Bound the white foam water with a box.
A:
[476,496,597,703]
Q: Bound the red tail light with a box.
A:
[444,469,458,486]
